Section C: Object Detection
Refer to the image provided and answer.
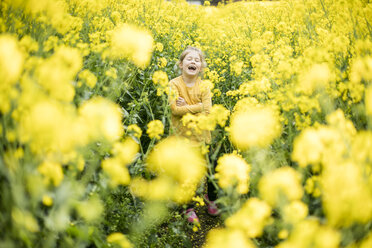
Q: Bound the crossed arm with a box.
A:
[170,85,211,116]
[170,98,203,116]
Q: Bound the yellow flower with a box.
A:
[105,67,118,79]
[259,167,303,207]
[38,161,64,186]
[215,153,251,194]
[108,23,153,68]
[147,120,164,140]
[231,61,244,76]
[101,157,130,186]
[277,219,340,248]
[0,34,24,113]
[155,42,163,52]
[232,97,259,112]
[321,161,372,227]
[351,131,372,165]
[225,198,271,238]
[111,11,121,24]
[292,110,354,168]
[138,136,206,203]
[18,98,84,155]
[158,57,167,68]
[42,195,53,206]
[36,46,82,102]
[112,138,139,165]
[291,127,325,168]
[79,97,123,142]
[298,63,332,94]
[282,200,308,224]
[0,34,24,85]
[204,228,255,248]
[12,208,39,233]
[19,35,38,53]
[229,105,281,150]
[107,233,132,248]
[210,105,230,127]
[278,229,289,239]
[192,196,205,206]
[200,79,214,93]
[79,69,97,88]
[152,70,169,88]
[127,124,142,139]
[130,177,173,201]
[349,57,372,83]
[76,196,104,222]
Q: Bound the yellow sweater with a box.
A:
[169,76,212,144]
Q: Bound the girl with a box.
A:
[169,46,218,224]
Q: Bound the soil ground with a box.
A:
[187,203,224,248]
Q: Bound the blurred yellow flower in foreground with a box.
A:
[131,136,206,203]
[38,161,64,186]
[0,34,24,85]
[0,34,24,113]
[229,106,281,150]
[147,137,205,183]
[79,97,124,142]
[107,232,132,248]
[112,138,139,165]
[292,110,356,168]
[36,46,82,102]
[259,167,303,207]
[102,158,130,187]
[130,177,174,201]
[42,195,53,206]
[298,63,332,94]
[12,208,39,233]
[147,120,164,139]
[108,24,153,68]
[225,198,271,238]
[321,161,372,227]
[203,228,255,248]
[78,69,97,88]
[282,200,308,224]
[76,196,104,222]
[215,153,251,194]
[277,219,340,248]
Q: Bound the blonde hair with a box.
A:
[178,46,207,73]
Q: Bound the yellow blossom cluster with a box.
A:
[152,70,169,95]
[229,105,281,150]
[106,23,153,68]
[146,120,164,140]
[130,137,206,204]
[107,232,133,248]
[181,104,230,134]
[277,219,340,248]
[215,153,251,194]
[258,166,304,207]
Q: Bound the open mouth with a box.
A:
[188,65,197,71]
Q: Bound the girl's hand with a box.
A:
[176,97,187,106]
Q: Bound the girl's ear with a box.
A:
[179,62,183,69]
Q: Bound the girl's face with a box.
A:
[180,51,202,76]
